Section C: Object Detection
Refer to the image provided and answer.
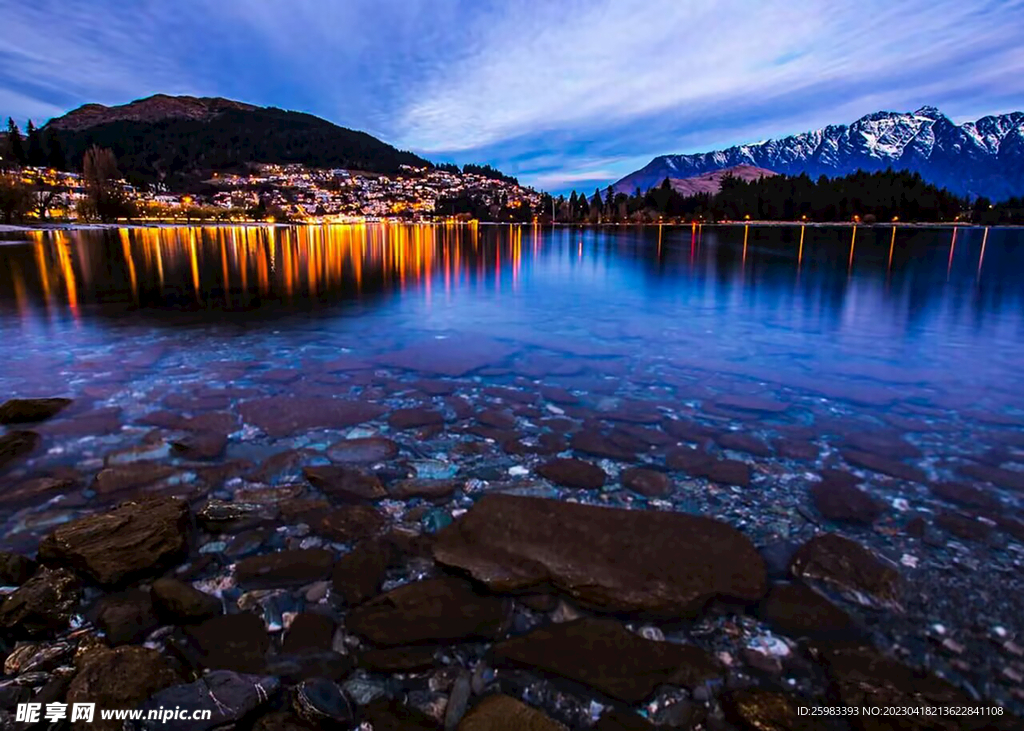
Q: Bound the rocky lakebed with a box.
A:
[1,338,1023,731]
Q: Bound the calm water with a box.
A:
[2,222,1024,707]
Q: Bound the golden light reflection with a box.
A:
[888,225,896,271]
[978,226,989,278]
[848,225,857,273]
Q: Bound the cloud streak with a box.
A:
[1,0,1022,192]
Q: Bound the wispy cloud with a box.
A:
[1,0,1022,192]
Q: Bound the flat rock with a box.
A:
[331,539,392,606]
[956,462,1024,492]
[820,645,1002,731]
[458,695,566,731]
[38,497,190,586]
[326,437,399,463]
[535,458,607,490]
[387,478,461,500]
[389,407,446,429]
[151,577,222,623]
[238,397,386,437]
[0,430,40,470]
[935,511,992,543]
[183,612,270,673]
[620,467,672,497]
[303,465,386,502]
[713,395,789,414]
[492,618,721,703]
[170,431,227,460]
[666,447,751,487]
[434,494,767,618]
[843,431,923,459]
[809,473,884,524]
[476,408,517,429]
[722,688,830,731]
[134,671,280,731]
[90,589,160,645]
[0,567,81,636]
[570,430,636,461]
[93,463,179,495]
[0,476,76,508]
[235,549,334,590]
[789,534,901,610]
[928,481,1000,510]
[318,505,386,542]
[347,577,509,646]
[0,398,72,424]
[716,432,773,457]
[758,582,858,641]
[841,449,926,483]
[68,646,179,731]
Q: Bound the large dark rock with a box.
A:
[0,430,40,471]
[458,695,566,730]
[238,396,386,438]
[722,688,830,731]
[133,671,280,731]
[331,539,392,606]
[347,577,509,646]
[282,612,336,654]
[67,646,179,731]
[820,645,1005,731]
[434,495,767,618]
[326,437,400,463]
[0,552,37,585]
[303,465,386,502]
[0,567,81,636]
[492,618,721,703]
[89,589,160,645]
[235,549,334,590]
[38,497,191,586]
[183,612,270,673]
[789,534,901,610]
[317,505,386,543]
[620,467,672,497]
[759,582,858,642]
[0,398,72,424]
[809,471,885,524]
[151,578,222,624]
[535,458,607,490]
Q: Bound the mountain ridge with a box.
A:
[42,94,430,185]
[613,107,1024,200]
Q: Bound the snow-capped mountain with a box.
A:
[613,107,1024,200]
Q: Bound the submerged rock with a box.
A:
[620,467,672,497]
[37,497,191,587]
[0,398,72,424]
[535,458,607,490]
[0,476,75,509]
[0,567,81,636]
[492,617,721,703]
[238,396,386,438]
[0,430,40,470]
[303,465,386,502]
[458,694,566,731]
[235,549,334,590]
[67,646,179,731]
[666,447,751,487]
[92,463,178,495]
[317,505,386,543]
[389,407,446,430]
[347,577,509,646]
[758,582,858,641]
[789,534,901,610]
[133,671,280,731]
[809,471,885,524]
[434,495,767,618]
[331,539,392,606]
[326,437,400,463]
[388,478,461,501]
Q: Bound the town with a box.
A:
[2,161,547,225]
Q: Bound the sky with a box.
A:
[1,0,1023,193]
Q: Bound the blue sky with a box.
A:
[2,0,1023,193]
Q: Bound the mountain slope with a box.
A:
[662,165,777,197]
[44,94,429,184]
[614,107,1024,200]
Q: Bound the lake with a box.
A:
[1,222,1022,719]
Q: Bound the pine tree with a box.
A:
[26,121,45,166]
[5,118,26,165]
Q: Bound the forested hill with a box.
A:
[43,95,430,185]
